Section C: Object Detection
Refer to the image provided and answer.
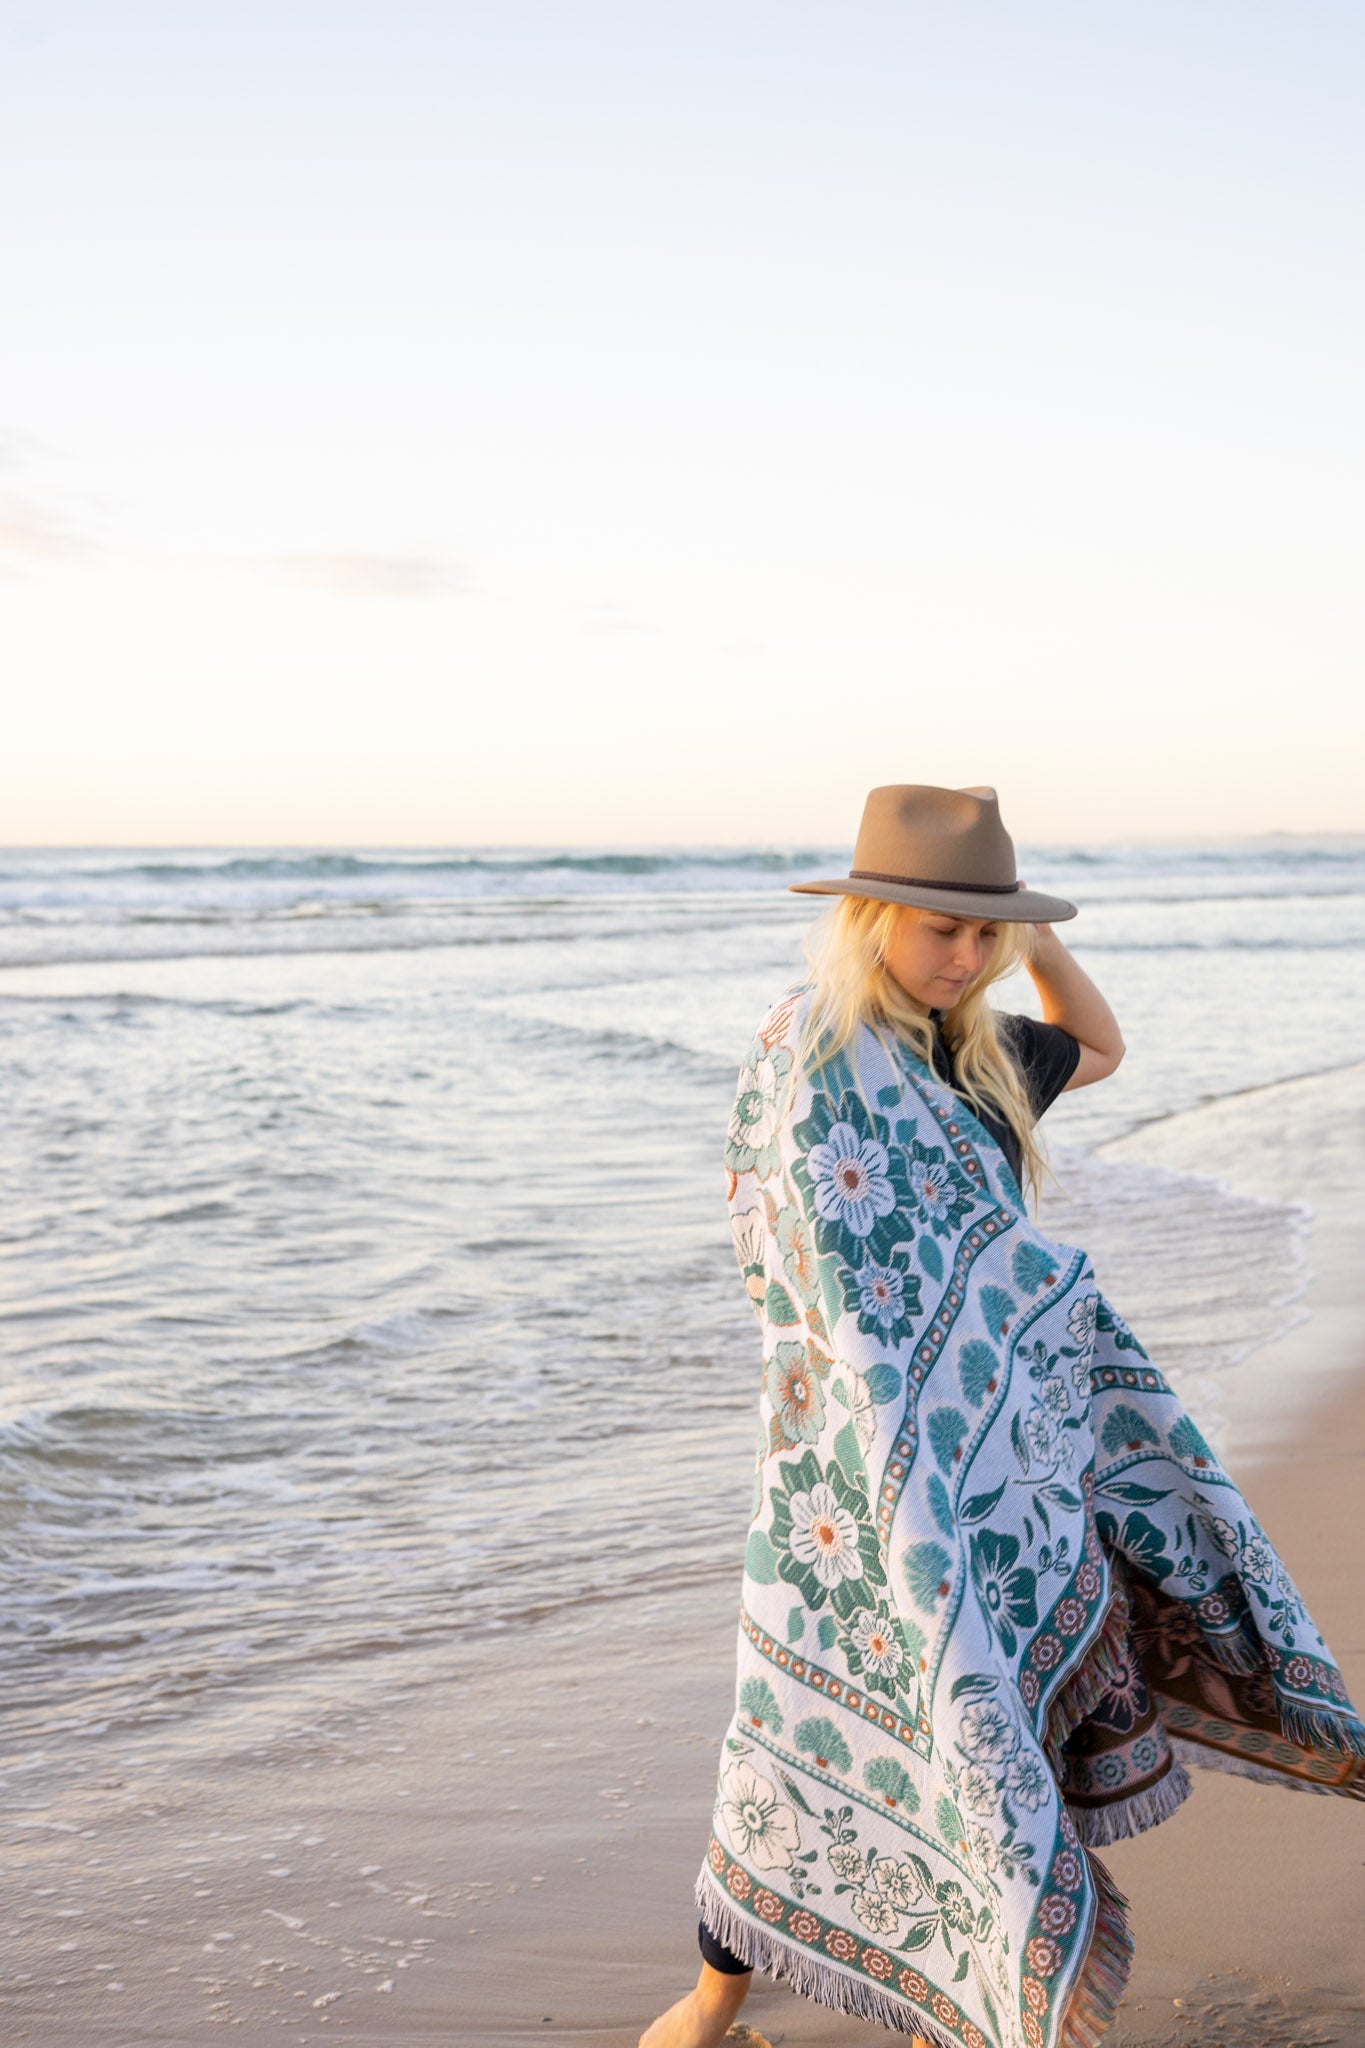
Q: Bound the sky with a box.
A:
[3,1,1363,846]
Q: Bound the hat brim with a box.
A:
[788,877,1077,923]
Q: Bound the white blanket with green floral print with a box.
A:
[695,987,1364,2048]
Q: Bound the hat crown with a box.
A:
[853,785,1018,891]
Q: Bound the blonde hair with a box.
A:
[797,895,1047,1201]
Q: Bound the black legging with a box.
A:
[698,1919,752,1975]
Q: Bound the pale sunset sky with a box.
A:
[3,2,1363,846]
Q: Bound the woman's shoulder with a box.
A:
[744,980,815,1061]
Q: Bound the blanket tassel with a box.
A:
[1199,1619,1265,1676]
[1066,1758,1193,1846]
[1166,1735,1353,1800]
[1058,1853,1134,2048]
[1275,1696,1365,1759]
[694,1865,962,2048]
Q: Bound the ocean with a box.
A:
[2,836,1363,1791]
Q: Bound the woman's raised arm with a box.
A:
[1025,920,1125,1090]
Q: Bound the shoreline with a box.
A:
[4,1064,1364,2047]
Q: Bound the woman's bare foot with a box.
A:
[639,1961,753,2048]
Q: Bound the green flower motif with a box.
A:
[726,1038,793,1180]
[1096,1295,1150,1358]
[775,1203,821,1307]
[765,1339,828,1447]
[841,1253,922,1344]
[904,1138,978,1237]
[842,1605,905,1698]
[936,1877,976,1932]
[809,1121,897,1239]
[969,1528,1039,1658]
[768,1448,884,1617]
[1094,1507,1175,1581]
[791,1088,912,1268]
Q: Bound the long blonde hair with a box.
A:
[797,896,1046,1200]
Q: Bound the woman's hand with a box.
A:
[1022,908,1125,1092]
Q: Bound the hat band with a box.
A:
[849,869,1022,896]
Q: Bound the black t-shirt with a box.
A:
[928,1011,1080,1187]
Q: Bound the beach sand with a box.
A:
[5,1067,1363,2048]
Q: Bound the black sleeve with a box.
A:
[997,1013,1081,1122]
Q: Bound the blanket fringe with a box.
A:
[1199,1619,1265,1675]
[1276,1696,1365,1758]
[1166,1735,1340,1799]
[1066,1758,1192,1846]
[1043,1593,1131,1774]
[694,1865,961,2047]
[698,1854,1137,2048]
[1057,1853,1133,2048]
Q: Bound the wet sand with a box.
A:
[4,1067,1363,2047]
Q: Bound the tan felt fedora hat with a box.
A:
[790,784,1077,923]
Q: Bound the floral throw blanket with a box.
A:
[696,989,1364,2048]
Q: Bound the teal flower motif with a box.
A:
[765,1339,828,1446]
[718,1759,801,1871]
[775,1203,821,1306]
[1005,1750,1051,1812]
[1094,1506,1175,1580]
[725,1039,793,1179]
[843,1256,922,1341]
[1095,1295,1150,1357]
[1040,1375,1070,1419]
[844,1606,905,1697]
[791,1087,911,1267]
[958,1697,1020,1767]
[969,1529,1039,1658]
[957,1763,997,1816]
[809,1121,897,1239]
[768,1448,883,1616]
[904,1138,977,1237]
[936,1878,976,1933]
[870,1851,923,1899]
[1067,1293,1099,1348]
[1024,1406,1059,1465]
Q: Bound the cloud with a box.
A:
[273,553,462,598]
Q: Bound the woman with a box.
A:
[643,786,1364,2048]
